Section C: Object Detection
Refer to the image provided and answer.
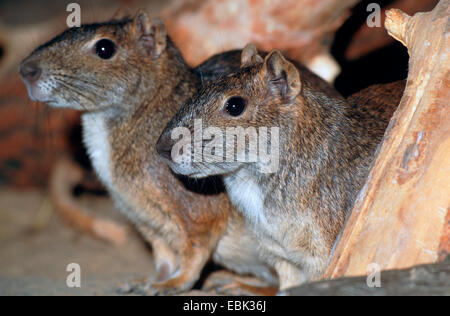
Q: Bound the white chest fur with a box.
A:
[225,170,301,264]
[81,112,113,189]
[224,169,266,227]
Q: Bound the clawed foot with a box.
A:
[116,271,277,296]
[202,271,278,296]
[117,277,185,296]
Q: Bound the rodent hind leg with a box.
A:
[152,238,179,283]
[148,243,211,295]
[119,240,210,296]
[202,270,278,296]
[117,236,179,295]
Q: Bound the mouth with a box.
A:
[175,163,221,179]
[22,81,44,101]
[186,171,203,178]
[45,100,60,106]
[29,92,56,105]
[21,79,59,105]
[167,161,198,177]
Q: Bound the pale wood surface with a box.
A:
[325,0,449,278]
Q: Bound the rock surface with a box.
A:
[287,259,450,296]
[163,0,359,82]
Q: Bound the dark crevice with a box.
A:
[331,0,409,97]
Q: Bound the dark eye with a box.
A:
[95,39,116,59]
[225,96,246,117]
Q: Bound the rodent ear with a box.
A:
[240,44,263,68]
[133,10,167,58]
[261,50,301,99]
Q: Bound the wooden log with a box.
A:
[325,0,450,279]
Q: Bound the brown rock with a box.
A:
[163,0,359,81]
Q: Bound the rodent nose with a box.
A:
[156,134,174,161]
[20,61,42,83]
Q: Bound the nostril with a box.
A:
[20,61,42,82]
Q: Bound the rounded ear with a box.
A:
[261,50,301,99]
[132,10,167,59]
[151,18,167,58]
[112,7,132,21]
[240,43,263,68]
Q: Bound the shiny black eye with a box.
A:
[95,39,116,59]
[225,96,246,117]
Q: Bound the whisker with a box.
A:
[53,79,93,109]
[52,72,106,101]
[190,145,256,189]
[199,71,204,86]
[52,79,110,132]
[54,73,104,89]
[53,77,101,102]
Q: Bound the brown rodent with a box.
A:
[157,44,404,290]
[19,10,275,295]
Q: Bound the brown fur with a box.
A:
[158,45,404,290]
[19,11,276,295]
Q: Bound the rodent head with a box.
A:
[19,10,170,112]
[157,44,303,177]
